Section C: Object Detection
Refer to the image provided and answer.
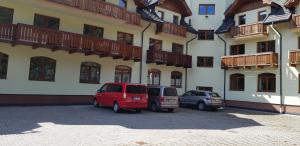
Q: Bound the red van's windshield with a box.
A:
[126,85,147,94]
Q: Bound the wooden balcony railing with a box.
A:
[221,52,278,69]
[156,22,187,37]
[292,14,300,28]
[48,0,141,26]
[290,50,300,67]
[147,49,192,68]
[230,23,268,38]
[0,23,141,61]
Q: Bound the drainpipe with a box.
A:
[217,34,227,105]
[270,23,283,114]
[185,34,197,92]
[139,22,152,84]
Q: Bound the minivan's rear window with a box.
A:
[126,85,146,94]
[209,93,220,97]
[164,88,178,96]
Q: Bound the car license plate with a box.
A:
[133,97,140,100]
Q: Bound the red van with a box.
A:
[93,82,148,113]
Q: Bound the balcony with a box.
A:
[230,23,268,41]
[290,50,300,67]
[0,23,141,61]
[147,49,192,68]
[291,14,300,31]
[48,0,141,26]
[221,52,278,69]
[156,22,187,38]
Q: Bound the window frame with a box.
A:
[171,71,182,88]
[34,14,60,30]
[230,44,245,55]
[196,86,213,92]
[173,15,179,25]
[117,31,134,45]
[257,40,275,53]
[258,10,267,22]
[0,6,14,24]
[149,38,163,51]
[238,15,246,25]
[198,30,214,40]
[148,69,161,86]
[257,73,276,92]
[79,62,101,84]
[172,43,184,53]
[0,52,8,79]
[198,4,215,15]
[157,11,164,21]
[29,56,56,82]
[83,24,104,39]
[115,65,131,83]
[230,74,245,91]
[197,56,214,67]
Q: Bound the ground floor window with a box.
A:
[230,73,244,91]
[171,71,182,88]
[196,86,213,92]
[299,74,300,93]
[148,69,161,85]
[29,56,56,81]
[80,62,101,84]
[258,73,276,92]
[115,65,131,83]
[0,52,8,79]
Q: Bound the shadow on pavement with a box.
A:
[0,106,264,135]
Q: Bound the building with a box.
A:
[0,0,299,114]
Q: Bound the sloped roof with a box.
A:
[284,0,299,8]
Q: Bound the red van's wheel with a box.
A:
[113,102,120,113]
[93,99,99,108]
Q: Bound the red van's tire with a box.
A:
[135,109,142,113]
[113,102,120,113]
[93,99,99,108]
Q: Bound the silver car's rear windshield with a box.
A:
[164,88,178,96]
[209,93,220,97]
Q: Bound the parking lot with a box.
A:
[0,106,300,146]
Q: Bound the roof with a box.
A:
[137,7,164,23]
[263,0,292,24]
[285,0,299,8]
[215,17,235,34]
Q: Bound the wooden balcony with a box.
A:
[291,14,300,31]
[48,0,141,26]
[290,50,300,67]
[230,23,268,41]
[221,52,278,69]
[0,23,141,61]
[147,49,192,68]
[156,22,187,38]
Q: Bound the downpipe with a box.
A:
[270,23,283,114]
[217,34,227,105]
[185,34,197,92]
[139,22,151,84]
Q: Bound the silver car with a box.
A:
[179,90,223,111]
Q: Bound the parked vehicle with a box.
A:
[179,90,223,111]
[94,83,148,113]
[147,86,179,112]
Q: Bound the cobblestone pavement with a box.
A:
[0,106,300,146]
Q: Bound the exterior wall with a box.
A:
[234,7,271,25]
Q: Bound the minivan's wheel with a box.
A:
[168,108,175,113]
[151,102,159,112]
[135,109,142,113]
[93,99,99,107]
[113,102,120,113]
[198,102,206,111]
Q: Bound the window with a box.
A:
[199,4,215,15]
[164,87,178,96]
[148,69,161,85]
[126,85,146,94]
[230,44,245,55]
[80,62,101,84]
[198,30,214,40]
[0,52,8,79]
[239,15,246,25]
[115,65,131,83]
[197,57,214,67]
[157,11,164,20]
[0,6,14,24]
[106,84,123,93]
[171,71,182,88]
[172,43,183,53]
[196,86,213,92]
[258,73,276,92]
[148,88,160,96]
[34,14,60,30]
[149,38,162,51]
[230,74,245,91]
[119,0,127,8]
[299,74,300,93]
[257,40,275,53]
[258,10,267,21]
[83,24,104,39]
[117,32,133,45]
[173,15,179,25]
[29,57,56,81]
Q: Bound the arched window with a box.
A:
[258,73,276,92]
[115,65,131,83]
[0,52,8,79]
[230,74,245,91]
[80,62,101,84]
[148,69,161,85]
[171,71,182,88]
[29,57,56,81]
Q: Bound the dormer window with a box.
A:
[173,15,179,25]
[239,15,246,25]
[258,10,267,21]
[157,11,164,21]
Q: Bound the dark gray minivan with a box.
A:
[147,86,179,112]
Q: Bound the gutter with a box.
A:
[270,23,283,114]
[217,34,227,105]
[185,34,197,92]
[139,22,152,84]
